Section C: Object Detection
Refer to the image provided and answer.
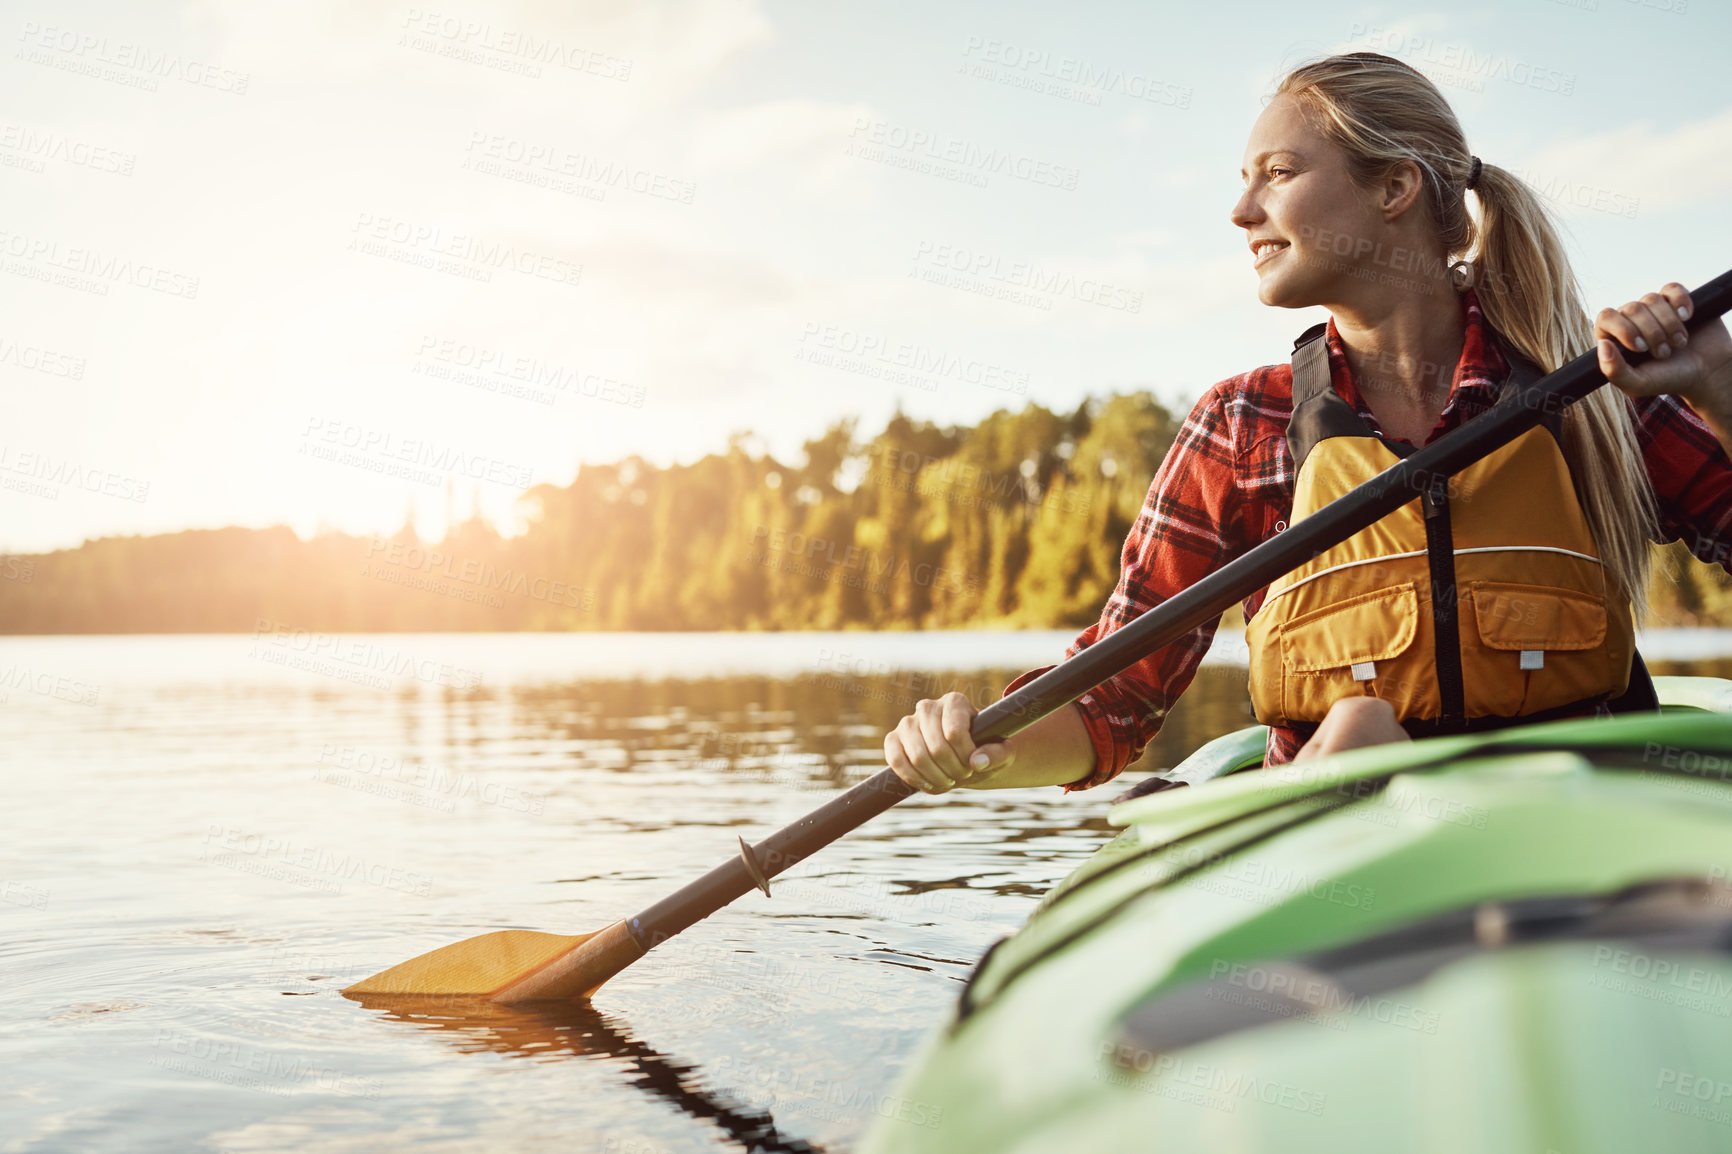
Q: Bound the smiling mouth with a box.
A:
[1252,240,1289,268]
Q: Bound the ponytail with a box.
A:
[1466,162,1658,618]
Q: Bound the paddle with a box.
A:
[345,266,1732,1004]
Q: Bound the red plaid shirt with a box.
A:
[1008,289,1732,791]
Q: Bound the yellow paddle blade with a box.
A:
[342,929,596,997]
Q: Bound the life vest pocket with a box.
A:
[1258,583,1430,725]
[1465,581,1614,716]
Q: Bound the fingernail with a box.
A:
[1657,343,1671,358]
[1680,305,1692,321]
[1676,331,1688,347]
[970,751,988,769]
[1634,336,1648,352]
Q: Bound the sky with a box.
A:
[1,0,1727,554]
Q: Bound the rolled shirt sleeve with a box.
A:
[1002,381,1248,791]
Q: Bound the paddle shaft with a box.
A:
[626,267,1732,953]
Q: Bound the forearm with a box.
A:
[1681,382,1732,459]
[1675,307,1732,456]
[962,702,1097,790]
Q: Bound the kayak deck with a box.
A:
[862,682,1732,1154]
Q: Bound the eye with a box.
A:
[1268,165,1294,178]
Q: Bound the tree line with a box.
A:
[2,393,1728,633]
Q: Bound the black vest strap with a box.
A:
[1285,323,1412,469]
[1422,480,1466,726]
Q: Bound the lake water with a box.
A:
[5,630,1730,1153]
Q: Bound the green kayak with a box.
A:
[861,676,1732,1154]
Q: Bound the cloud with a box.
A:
[1515,108,1732,215]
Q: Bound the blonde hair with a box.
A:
[1276,52,1657,616]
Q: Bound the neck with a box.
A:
[1329,273,1466,412]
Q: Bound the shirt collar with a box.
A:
[1321,288,1510,439]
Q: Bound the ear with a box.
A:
[1379,159,1426,222]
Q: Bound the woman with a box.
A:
[885,52,1732,796]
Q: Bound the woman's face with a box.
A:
[1231,93,1387,310]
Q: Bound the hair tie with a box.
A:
[1466,156,1482,191]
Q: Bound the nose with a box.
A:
[1229,183,1262,232]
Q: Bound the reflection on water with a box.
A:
[3,632,1728,1152]
[349,994,822,1153]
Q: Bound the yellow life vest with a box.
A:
[1245,322,1634,732]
